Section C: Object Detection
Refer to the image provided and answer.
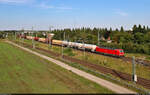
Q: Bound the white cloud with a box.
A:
[116,11,128,16]
[39,2,54,9]
[56,6,73,10]
[0,0,74,11]
[0,0,29,3]
[38,2,73,10]
[115,9,129,17]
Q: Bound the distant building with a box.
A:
[107,40,112,43]
[107,36,111,41]
[107,36,112,43]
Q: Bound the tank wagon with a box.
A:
[39,38,46,43]
[84,44,97,52]
[26,36,34,40]
[52,40,63,46]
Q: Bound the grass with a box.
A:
[63,48,75,56]
[15,38,150,81]
[0,41,114,93]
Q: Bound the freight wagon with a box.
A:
[52,40,63,46]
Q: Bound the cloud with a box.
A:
[0,0,29,3]
[115,9,129,17]
[56,6,73,10]
[116,11,128,16]
[38,2,73,10]
[0,0,74,11]
[39,2,54,9]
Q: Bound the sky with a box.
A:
[0,0,150,30]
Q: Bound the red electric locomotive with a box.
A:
[95,46,124,57]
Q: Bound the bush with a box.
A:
[142,45,149,54]
[0,33,5,39]
[64,48,75,56]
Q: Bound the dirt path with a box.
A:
[6,41,136,94]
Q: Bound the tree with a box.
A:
[144,32,150,43]
[147,26,149,31]
[137,24,144,33]
[132,25,137,34]
[120,26,124,32]
[143,25,146,30]
[110,27,112,32]
[133,25,137,30]
[120,37,126,43]
[138,24,142,30]
[134,32,144,44]
[115,28,119,32]
[93,28,98,35]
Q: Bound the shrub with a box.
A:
[64,48,75,56]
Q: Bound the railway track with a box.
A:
[19,38,150,67]
[84,50,150,67]
[62,55,150,90]
[121,57,150,67]
[15,41,150,90]
[49,42,150,67]
[78,48,150,67]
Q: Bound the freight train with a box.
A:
[19,35,125,57]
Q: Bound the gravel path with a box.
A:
[6,41,136,94]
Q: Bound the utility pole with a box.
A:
[62,43,64,58]
[35,31,37,47]
[22,27,24,43]
[29,31,30,36]
[83,28,86,60]
[36,32,37,37]
[49,26,53,48]
[84,42,85,60]
[82,41,85,60]
[132,56,137,83]
[32,26,35,49]
[98,30,100,46]
[15,31,16,40]
[64,31,66,41]
[62,31,65,58]
[46,32,48,44]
